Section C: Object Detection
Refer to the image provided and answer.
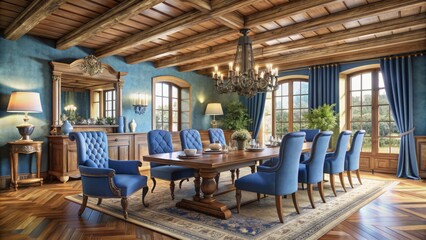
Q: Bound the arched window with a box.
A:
[263,77,309,139]
[152,76,191,131]
[347,68,399,154]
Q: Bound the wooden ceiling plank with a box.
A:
[4,0,68,40]
[178,0,211,12]
[125,26,235,64]
[95,0,259,57]
[56,0,165,50]
[216,12,245,30]
[246,0,337,28]
[178,14,426,71]
[155,0,425,69]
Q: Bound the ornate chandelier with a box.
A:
[212,28,279,98]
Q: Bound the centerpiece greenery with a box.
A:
[231,129,251,150]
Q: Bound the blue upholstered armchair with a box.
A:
[323,130,352,196]
[345,130,366,188]
[208,128,240,185]
[180,129,203,151]
[69,131,148,219]
[298,131,332,208]
[235,132,306,223]
[147,130,195,200]
[300,129,321,162]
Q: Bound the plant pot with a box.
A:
[237,140,246,150]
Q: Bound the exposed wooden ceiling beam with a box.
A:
[125,27,235,64]
[245,0,338,28]
[154,0,425,69]
[4,0,68,40]
[178,14,426,71]
[95,0,259,58]
[56,0,165,50]
[179,0,211,12]
[216,12,245,30]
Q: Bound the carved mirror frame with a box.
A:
[50,56,126,128]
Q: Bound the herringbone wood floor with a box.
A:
[0,171,425,240]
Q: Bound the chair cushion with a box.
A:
[151,165,195,181]
[113,174,148,197]
[235,172,277,195]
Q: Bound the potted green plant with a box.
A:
[303,104,338,131]
[222,101,252,130]
[231,129,251,150]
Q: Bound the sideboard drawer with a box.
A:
[108,135,133,160]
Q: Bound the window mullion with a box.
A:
[288,82,294,132]
[371,70,379,154]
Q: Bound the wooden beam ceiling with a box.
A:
[4,0,68,40]
[154,0,425,69]
[95,0,260,58]
[179,14,426,72]
[56,0,165,50]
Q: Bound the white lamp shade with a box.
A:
[205,103,223,115]
[7,92,43,113]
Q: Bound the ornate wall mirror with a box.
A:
[50,55,126,131]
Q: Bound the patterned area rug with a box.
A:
[65,170,397,240]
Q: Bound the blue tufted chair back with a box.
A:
[301,129,321,142]
[274,132,306,195]
[208,128,226,145]
[305,131,332,183]
[345,130,366,171]
[326,130,352,174]
[147,130,174,168]
[69,131,109,168]
[180,129,203,151]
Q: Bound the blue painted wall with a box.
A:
[0,34,221,177]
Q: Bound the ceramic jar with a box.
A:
[129,119,137,133]
[209,142,222,150]
[61,120,73,135]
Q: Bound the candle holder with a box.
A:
[132,93,148,115]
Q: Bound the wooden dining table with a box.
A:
[143,142,312,219]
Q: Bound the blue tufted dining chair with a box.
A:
[298,131,332,208]
[345,130,366,188]
[69,131,148,219]
[180,129,203,151]
[147,130,194,200]
[235,132,306,223]
[299,129,321,162]
[208,128,240,185]
[323,130,352,196]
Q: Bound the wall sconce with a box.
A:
[132,93,148,115]
[205,103,223,128]
[7,91,43,141]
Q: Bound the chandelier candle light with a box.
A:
[212,28,279,98]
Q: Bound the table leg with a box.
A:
[193,170,200,201]
[11,152,18,191]
[176,168,232,219]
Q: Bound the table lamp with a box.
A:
[205,103,223,128]
[7,91,43,141]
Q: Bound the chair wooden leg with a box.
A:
[330,174,337,196]
[179,178,189,189]
[318,181,326,203]
[236,190,241,213]
[292,192,300,214]
[230,170,235,184]
[151,178,157,193]
[275,195,284,223]
[170,181,175,200]
[121,197,128,219]
[236,169,240,178]
[142,186,149,207]
[355,169,363,185]
[347,170,354,188]
[307,183,315,208]
[301,182,305,190]
[257,193,260,201]
[215,173,220,189]
[97,198,102,205]
[78,195,88,216]
[339,172,347,192]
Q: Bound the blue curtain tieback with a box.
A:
[399,127,415,137]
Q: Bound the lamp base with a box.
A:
[16,125,35,141]
[211,119,217,128]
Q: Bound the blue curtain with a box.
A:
[308,64,339,111]
[380,56,420,179]
[244,92,266,139]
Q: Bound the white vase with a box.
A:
[129,119,137,133]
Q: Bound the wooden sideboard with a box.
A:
[416,136,426,178]
[47,130,233,182]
